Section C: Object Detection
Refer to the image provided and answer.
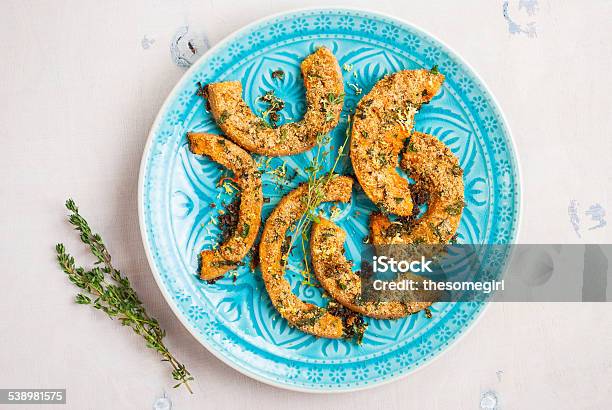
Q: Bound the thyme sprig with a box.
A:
[284,116,352,278]
[55,199,194,393]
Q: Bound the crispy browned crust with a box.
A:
[187,132,263,280]
[350,69,444,216]
[259,176,354,339]
[205,47,344,156]
[311,218,431,319]
[370,132,464,245]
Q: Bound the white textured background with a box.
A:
[1,0,611,409]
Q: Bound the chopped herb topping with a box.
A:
[271,69,285,80]
[218,199,240,243]
[451,164,463,176]
[279,128,288,143]
[240,222,250,238]
[259,90,285,128]
[256,119,272,130]
[218,110,230,124]
[321,93,344,122]
[294,308,326,328]
[327,93,344,105]
[445,201,465,216]
[376,202,390,215]
[327,301,367,344]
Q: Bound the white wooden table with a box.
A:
[1,1,610,408]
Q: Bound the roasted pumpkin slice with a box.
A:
[311,218,433,319]
[259,175,365,339]
[204,47,344,156]
[350,69,444,216]
[310,218,434,319]
[187,132,263,280]
[370,132,464,245]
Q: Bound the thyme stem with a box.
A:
[284,116,353,272]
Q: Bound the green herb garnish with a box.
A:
[285,119,351,279]
[327,93,344,105]
[218,110,230,124]
[259,90,285,128]
[322,93,344,122]
[445,201,465,216]
[271,69,285,80]
[278,128,289,144]
[451,164,463,176]
[241,222,250,238]
[56,199,193,393]
[294,308,326,327]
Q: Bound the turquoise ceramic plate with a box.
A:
[138,8,521,391]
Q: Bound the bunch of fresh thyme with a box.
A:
[55,199,193,393]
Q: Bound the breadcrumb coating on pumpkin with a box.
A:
[311,218,433,319]
[370,132,464,245]
[188,132,263,280]
[205,47,344,156]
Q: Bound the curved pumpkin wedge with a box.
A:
[187,132,263,280]
[370,132,464,245]
[350,69,444,216]
[259,175,365,339]
[204,47,344,156]
[311,218,432,319]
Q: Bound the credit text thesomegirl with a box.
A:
[372,279,505,294]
